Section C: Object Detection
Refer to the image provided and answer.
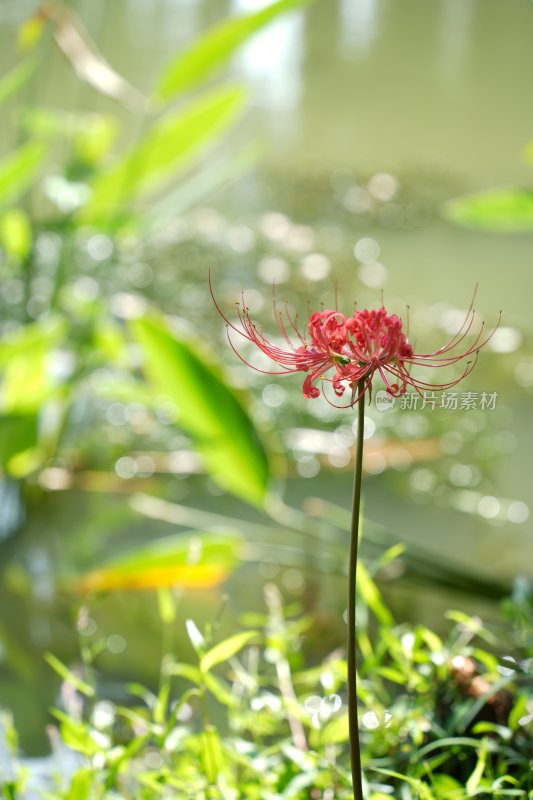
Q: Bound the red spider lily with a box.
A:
[210,275,499,408]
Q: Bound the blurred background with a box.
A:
[0,0,531,755]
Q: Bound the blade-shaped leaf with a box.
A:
[0,141,47,207]
[130,313,270,504]
[82,84,245,222]
[45,653,95,697]
[0,58,35,107]
[443,187,533,232]
[201,631,259,673]
[76,530,243,593]
[156,0,312,101]
[357,561,393,627]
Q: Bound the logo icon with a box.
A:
[375,390,396,412]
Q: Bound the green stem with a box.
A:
[348,378,365,800]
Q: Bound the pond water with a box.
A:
[0,0,532,755]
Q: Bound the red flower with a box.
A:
[211,276,499,407]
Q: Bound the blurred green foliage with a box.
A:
[1,551,531,798]
[444,136,533,232]
[0,0,321,502]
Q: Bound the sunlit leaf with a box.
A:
[186,619,206,653]
[20,107,119,165]
[372,769,436,800]
[168,662,202,684]
[466,738,488,795]
[0,209,32,261]
[65,768,92,800]
[375,666,407,685]
[51,711,101,757]
[204,673,237,708]
[0,141,47,207]
[0,58,36,106]
[429,775,463,798]
[76,530,243,593]
[318,712,349,745]
[17,15,46,52]
[130,313,270,504]
[201,631,259,673]
[82,85,245,223]
[156,0,311,101]
[444,187,533,232]
[507,692,528,731]
[201,724,224,784]
[0,319,65,414]
[45,653,95,697]
[357,562,393,627]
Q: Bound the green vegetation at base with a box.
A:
[1,560,531,799]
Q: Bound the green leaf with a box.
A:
[156,0,312,101]
[168,662,202,684]
[471,721,511,740]
[372,769,436,800]
[201,631,259,673]
[466,738,489,795]
[426,775,463,800]
[0,58,36,107]
[507,692,528,731]
[318,711,349,745]
[357,561,393,627]
[186,619,206,653]
[0,209,32,261]
[20,107,119,165]
[204,672,237,707]
[130,313,270,504]
[0,319,65,413]
[66,768,92,800]
[51,711,101,757]
[444,187,533,232]
[0,414,38,467]
[82,84,245,223]
[0,141,47,207]
[76,530,243,593]
[45,653,95,697]
[201,725,225,784]
[376,666,407,685]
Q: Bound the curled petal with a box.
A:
[333,374,346,397]
[303,372,321,399]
